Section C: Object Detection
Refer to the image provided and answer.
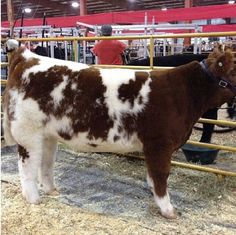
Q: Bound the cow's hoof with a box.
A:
[22,184,41,204]
[160,209,177,219]
[24,193,41,204]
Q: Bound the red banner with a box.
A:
[2,4,236,29]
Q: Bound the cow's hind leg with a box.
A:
[38,137,58,195]
[144,144,176,219]
[18,142,43,204]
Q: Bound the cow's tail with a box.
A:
[2,39,19,146]
[2,108,17,146]
[6,39,19,52]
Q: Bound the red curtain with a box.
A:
[2,4,236,29]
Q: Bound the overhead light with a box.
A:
[72,2,79,8]
[228,0,235,4]
[24,8,32,13]
[161,7,167,11]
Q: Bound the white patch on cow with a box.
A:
[133,78,151,112]
[100,69,136,116]
[154,191,175,218]
[45,115,73,138]
[18,144,43,204]
[50,75,68,107]
[99,68,151,150]
[8,89,18,120]
[62,130,142,153]
[18,156,40,204]
[38,137,58,194]
[6,39,19,50]
[10,95,46,146]
[21,48,89,83]
[71,83,77,90]
[3,107,16,145]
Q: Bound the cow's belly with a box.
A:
[60,132,143,153]
[44,116,144,153]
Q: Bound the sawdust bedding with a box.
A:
[1,127,236,235]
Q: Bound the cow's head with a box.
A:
[205,49,236,94]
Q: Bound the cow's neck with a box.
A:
[183,61,233,116]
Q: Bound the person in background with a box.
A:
[92,25,127,65]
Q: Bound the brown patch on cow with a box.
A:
[23,65,66,112]
[138,96,143,105]
[23,65,113,141]
[58,130,72,140]
[65,68,114,140]
[113,135,120,142]
[118,72,149,107]
[7,48,39,89]
[88,143,98,147]
[118,126,123,133]
[2,47,39,121]
[121,113,138,138]
[18,145,30,163]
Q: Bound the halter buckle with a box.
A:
[219,80,228,88]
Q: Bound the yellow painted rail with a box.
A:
[61,148,236,177]
[171,160,236,177]
[1,62,8,67]
[2,31,235,42]
[119,154,236,177]
[198,118,236,127]
[187,140,236,152]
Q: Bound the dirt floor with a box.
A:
[1,126,236,235]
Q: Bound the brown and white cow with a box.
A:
[3,39,236,219]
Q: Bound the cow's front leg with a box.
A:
[38,137,59,196]
[18,144,42,204]
[144,144,176,219]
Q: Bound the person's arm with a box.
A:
[118,41,127,53]
[91,43,98,56]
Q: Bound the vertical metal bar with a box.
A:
[73,40,78,62]
[94,26,98,64]
[199,37,202,54]
[64,41,68,60]
[193,37,198,54]
[19,10,24,46]
[83,40,86,63]
[42,12,46,47]
[171,38,174,55]
[149,36,154,69]
[49,29,54,58]
[7,0,14,38]
[151,16,155,35]
[80,0,87,16]
[163,38,167,56]
[144,12,148,58]
[50,41,54,58]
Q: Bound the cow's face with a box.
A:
[207,49,235,85]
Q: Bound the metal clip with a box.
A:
[219,80,228,88]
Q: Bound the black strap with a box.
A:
[200,59,236,95]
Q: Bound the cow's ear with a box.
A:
[207,48,221,63]
[209,49,234,77]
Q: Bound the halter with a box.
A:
[200,59,236,95]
